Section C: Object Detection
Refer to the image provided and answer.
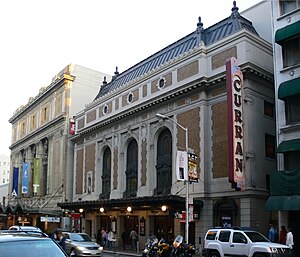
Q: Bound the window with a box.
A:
[101,147,111,199]
[284,150,300,169]
[281,0,300,15]
[156,129,172,195]
[103,105,109,114]
[218,230,231,242]
[2,179,5,184]
[233,232,247,243]
[265,134,276,159]
[282,36,300,68]
[125,139,138,197]
[157,77,166,89]
[31,115,36,130]
[264,101,274,118]
[127,93,134,103]
[285,94,300,124]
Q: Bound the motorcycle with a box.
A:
[142,238,159,257]
[157,238,172,257]
[170,235,197,257]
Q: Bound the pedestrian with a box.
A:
[121,229,127,250]
[100,227,107,247]
[50,228,66,252]
[96,228,102,245]
[107,228,116,251]
[279,225,287,245]
[286,227,294,253]
[129,227,138,250]
[268,224,277,242]
[147,231,157,243]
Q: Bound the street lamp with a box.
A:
[156,113,189,244]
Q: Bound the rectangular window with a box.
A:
[284,151,300,169]
[264,101,275,118]
[31,115,36,130]
[285,94,300,124]
[281,0,300,15]
[265,134,276,159]
[282,36,300,68]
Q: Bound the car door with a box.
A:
[230,232,249,256]
[217,230,232,256]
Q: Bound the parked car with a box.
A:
[9,225,42,232]
[63,232,103,257]
[0,229,69,257]
[202,227,294,257]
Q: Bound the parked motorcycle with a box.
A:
[157,238,172,257]
[169,235,197,257]
[142,238,159,257]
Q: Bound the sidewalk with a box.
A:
[103,246,142,256]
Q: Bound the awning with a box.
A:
[275,20,300,44]
[269,169,300,195]
[278,77,300,99]
[277,139,300,153]
[266,195,300,211]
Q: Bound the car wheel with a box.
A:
[208,250,220,257]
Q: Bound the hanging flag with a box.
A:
[12,167,19,196]
[33,158,41,194]
[176,150,188,181]
[22,162,29,194]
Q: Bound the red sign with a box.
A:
[226,57,245,190]
[71,213,81,220]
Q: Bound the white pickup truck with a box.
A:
[202,227,294,257]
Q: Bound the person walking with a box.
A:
[121,229,127,250]
[268,224,277,242]
[107,229,116,251]
[286,227,294,253]
[100,227,107,248]
[129,227,138,251]
[50,228,66,252]
[279,225,287,245]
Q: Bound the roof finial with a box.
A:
[114,66,119,76]
[196,17,203,34]
[102,76,107,86]
[112,66,120,81]
[231,1,240,18]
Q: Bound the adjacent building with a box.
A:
[6,64,111,233]
[59,1,275,249]
[266,0,300,255]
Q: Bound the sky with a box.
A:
[0,0,263,155]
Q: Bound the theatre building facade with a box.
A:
[60,3,275,247]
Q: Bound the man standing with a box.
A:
[268,224,276,242]
[286,228,294,253]
[129,228,138,250]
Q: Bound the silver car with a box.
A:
[63,232,103,257]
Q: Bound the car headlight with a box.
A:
[99,246,104,251]
[76,246,87,251]
[269,247,279,253]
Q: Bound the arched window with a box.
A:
[101,147,111,199]
[156,129,172,195]
[125,139,138,197]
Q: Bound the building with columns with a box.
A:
[59,1,275,248]
[6,64,111,233]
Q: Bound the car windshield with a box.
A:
[70,233,92,242]
[0,239,66,257]
[244,231,269,242]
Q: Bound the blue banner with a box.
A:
[12,167,19,196]
[22,162,29,194]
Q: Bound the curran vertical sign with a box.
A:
[226,57,245,190]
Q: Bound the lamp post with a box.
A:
[156,113,189,244]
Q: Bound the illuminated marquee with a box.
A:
[226,57,245,190]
